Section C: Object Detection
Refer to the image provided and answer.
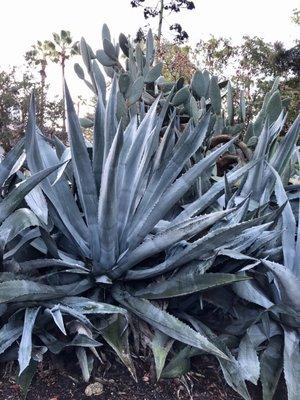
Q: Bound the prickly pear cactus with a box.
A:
[75,23,285,166]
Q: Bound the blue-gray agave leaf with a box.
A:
[65,83,101,269]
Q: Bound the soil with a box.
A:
[0,353,287,400]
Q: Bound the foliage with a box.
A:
[0,68,63,151]
[156,40,196,81]
[25,40,55,128]
[291,8,300,26]
[1,31,80,149]
[37,30,79,137]
[130,0,195,43]
[194,35,300,124]
[0,24,300,400]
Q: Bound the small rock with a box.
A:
[85,382,104,397]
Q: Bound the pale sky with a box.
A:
[1,0,299,101]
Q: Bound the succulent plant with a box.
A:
[0,25,299,400]
[75,25,287,177]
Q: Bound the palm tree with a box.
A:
[45,30,79,139]
[25,41,53,128]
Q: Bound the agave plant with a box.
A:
[167,117,300,399]
[223,159,300,400]
[0,25,299,400]
[0,78,272,389]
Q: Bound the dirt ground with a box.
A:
[0,353,287,400]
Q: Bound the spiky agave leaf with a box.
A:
[65,83,101,270]
[0,138,25,188]
[150,330,174,380]
[134,272,250,299]
[283,329,300,400]
[0,163,65,224]
[101,314,137,381]
[112,286,229,360]
[25,94,90,258]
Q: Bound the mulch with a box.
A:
[0,353,287,400]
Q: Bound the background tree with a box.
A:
[43,30,79,137]
[131,0,195,43]
[156,40,195,81]
[25,40,53,128]
[194,34,299,123]
[291,7,300,25]
[274,8,300,78]
[0,68,39,150]
[0,67,63,150]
